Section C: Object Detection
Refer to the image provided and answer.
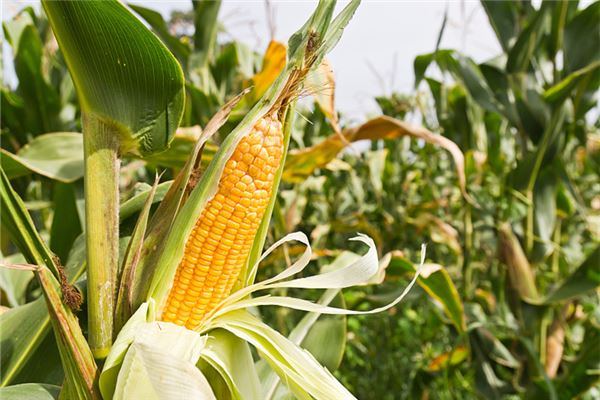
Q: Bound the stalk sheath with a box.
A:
[83,113,120,359]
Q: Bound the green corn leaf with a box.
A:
[0,298,51,387]
[41,0,185,156]
[192,0,222,69]
[480,0,534,52]
[128,4,191,65]
[0,185,159,387]
[388,253,467,333]
[0,383,61,400]
[0,169,98,397]
[541,246,600,304]
[0,233,87,387]
[3,10,61,135]
[34,268,99,400]
[49,182,83,263]
[0,168,59,277]
[119,182,171,222]
[563,2,600,73]
[544,60,600,104]
[506,3,551,73]
[0,133,83,182]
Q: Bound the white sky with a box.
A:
[3,1,501,118]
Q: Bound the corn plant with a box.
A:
[0,1,430,398]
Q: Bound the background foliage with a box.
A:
[1,1,599,399]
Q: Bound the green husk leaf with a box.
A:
[498,223,540,302]
[199,329,262,400]
[100,303,151,400]
[213,309,355,400]
[147,0,357,311]
[112,323,213,400]
[115,176,160,332]
[100,302,216,400]
[131,89,250,310]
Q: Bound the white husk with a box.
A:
[100,232,425,400]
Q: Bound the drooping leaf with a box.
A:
[0,133,83,183]
[284,115,472,203]
[42,0,185,155]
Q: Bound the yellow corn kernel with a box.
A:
[161,114,283,330]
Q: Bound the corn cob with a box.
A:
[161,114,283,329]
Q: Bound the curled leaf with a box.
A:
[284,115,474,203]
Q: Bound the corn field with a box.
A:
[0,1,599,399]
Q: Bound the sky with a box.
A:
[2,1,502,118]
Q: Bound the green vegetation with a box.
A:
[1,1,598,399]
